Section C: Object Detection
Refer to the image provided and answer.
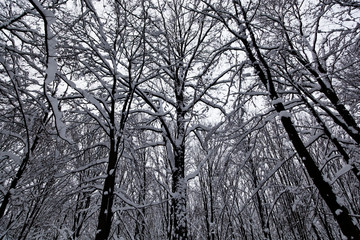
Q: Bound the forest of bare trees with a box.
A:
[1,0,360,239]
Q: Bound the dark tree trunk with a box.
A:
[73,193,91,239]
[171,143,187,240]
[250,158,272,240]
[0,134,40,219]
[0,157,26,219]
[95,133,117,240]
[284,31,360,145]
[298,91,360,183]
[235,9,360,238]
[171,71,187,239]
[135,156,146,240]
[277,107,360,239]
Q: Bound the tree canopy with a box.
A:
[1,0,360,239]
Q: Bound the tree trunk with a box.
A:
[250,158,272,240]
[171,137,187,239]
[95,133,117,240]
[284,31,360,144]
[171,73,187,239]
[236,13,360,238]
[0,134,40,219]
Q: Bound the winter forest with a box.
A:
[1,0,360,239]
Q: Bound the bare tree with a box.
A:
[55,0,148,238]
[135,0,229,238]
[202,0,360,238]
[1,0,360,239]
[0,0,64,227]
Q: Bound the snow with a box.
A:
[271,97,283,105]
[30,0,71,142]
[54,158,107,178]
[30,0,55,20]
[278,110,291,118]
[0,151,21,164]
[335,209,343,215]
[59,73,110,128]
[3,2,358,239]
[336,196,345,207]
[239,157,290,212]
[165,138,175,170]
[331,164,352,184]
[348,127,358,135]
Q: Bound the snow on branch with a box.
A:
[29,0,70,142]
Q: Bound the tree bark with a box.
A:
[95,133,117,240]
[235,7,360,238]
[171,113,187,239]
[171,65,188,239]
[284,31,360,145]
